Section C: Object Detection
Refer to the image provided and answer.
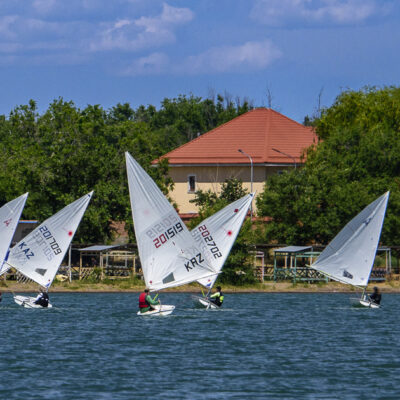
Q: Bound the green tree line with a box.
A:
[256,86,400,246]
[0,94,252,243]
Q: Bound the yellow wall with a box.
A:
[168,165,287,213]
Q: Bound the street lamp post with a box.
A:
[238,149,253,221]
[271,148,297,169]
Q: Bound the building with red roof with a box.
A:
[154,107,318,214]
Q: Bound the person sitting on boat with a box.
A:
[369,286,381,305]
[34,289,49,308]
[138,288,160,313]
[210,286,224,307]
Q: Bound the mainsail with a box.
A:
[192,193,254,289]
[126,152,216,291]
[310,192,389,287]
[0,193,28,275]
[6,192,93,288]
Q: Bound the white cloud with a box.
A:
[120,40,282,76]
[250,0,390,26]
[181,40,282,74]
[121,52,170,75]
[90,3,193,52]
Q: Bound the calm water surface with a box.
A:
[1,292,400,399]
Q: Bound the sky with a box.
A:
[0,0,399,123]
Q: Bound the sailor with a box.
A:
[138,288,160,313]
[369,286,381,305]
[34,289,49,308]
[210,286,224,307]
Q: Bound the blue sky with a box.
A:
[0,0,399,122]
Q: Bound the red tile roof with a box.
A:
[154,108,317,165]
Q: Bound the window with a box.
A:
[188,175,196,193]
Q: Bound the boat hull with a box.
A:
[137,304,175,316]
[359,299,380,309]
[191,295,219,309]
[350,297,380,309]
[14,295,53,309]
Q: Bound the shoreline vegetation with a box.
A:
[2,279,400,293]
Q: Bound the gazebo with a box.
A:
[77,245,138,280]
[273,246,327,283]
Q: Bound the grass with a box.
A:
[2,277,400,293]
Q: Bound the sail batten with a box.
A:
[125,152,216,291]
[311,192,389,287]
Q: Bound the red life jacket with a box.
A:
[139,292,149,308]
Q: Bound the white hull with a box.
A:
[137,304,175,316]
[350,297,380,309]
[191,295,219,309]
[359,299,380,309]
[14,295,52,309]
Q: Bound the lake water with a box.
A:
[1,292,399,399]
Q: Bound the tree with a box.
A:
[257,86,400,246]
[0,92,253,243]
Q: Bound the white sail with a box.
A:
[310,192,389,287]
[192,193,254,289]
[126,152,216,291]
[0,193,28,275]
[7,192,93,288]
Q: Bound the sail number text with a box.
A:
[146,214,184,248]
[197,225,222,259]
[17,225,62,262]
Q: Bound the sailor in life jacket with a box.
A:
[369,286,382,305]
[210,286,224,307]
[138,288,160,313]
[34,289,49,308]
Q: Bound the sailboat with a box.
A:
[310,191,389,308]
[0,193,29,275]
[4,192,93,308]
[125,152,217,316]
[190,193,254,309]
